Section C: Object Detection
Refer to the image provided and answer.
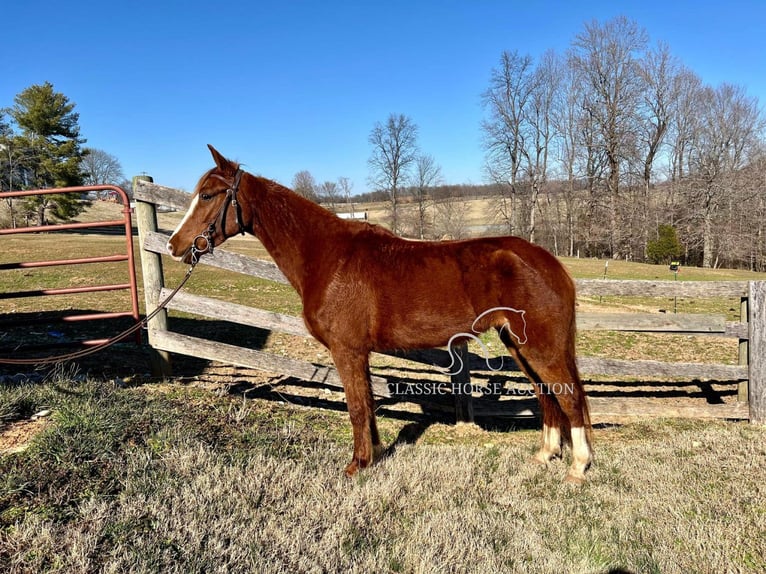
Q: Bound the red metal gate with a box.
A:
[0,185,141,356]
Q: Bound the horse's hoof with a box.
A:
[532,449,561,466]
[531,453,548,467]
[564,472,586,485]
[344,457,371,477]
[344,460,361,477]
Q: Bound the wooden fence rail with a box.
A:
[134,179,764,424]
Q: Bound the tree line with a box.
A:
[480,16,765,269]
[340,16,764,269]
[0,82,125,228]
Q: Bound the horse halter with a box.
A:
[191,168,246,263]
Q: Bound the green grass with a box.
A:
[560,256,763,281]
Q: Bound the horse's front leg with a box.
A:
[331,348,382,476]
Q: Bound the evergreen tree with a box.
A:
[647,224,683,264]
[9,82,87,225]
[0,111,10,138]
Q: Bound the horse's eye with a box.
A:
[200,193,212,201]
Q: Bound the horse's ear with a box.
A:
[207,144,235,173]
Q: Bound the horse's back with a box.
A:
[351,231,573,305]
[329,232,574,350]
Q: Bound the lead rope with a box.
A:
[0,259,199,366]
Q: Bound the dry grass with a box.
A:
[1,377,765,573]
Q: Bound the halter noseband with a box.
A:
[191,168,246,263]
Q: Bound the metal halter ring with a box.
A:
[191,232,213,264]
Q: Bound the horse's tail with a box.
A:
[576,360,594,447]
[569,279,594,449]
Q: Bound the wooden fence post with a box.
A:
[748,281,766,424]
[738,296,749,402]
[451,342,474,423]
[133,175,173,377]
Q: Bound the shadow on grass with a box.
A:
[210,350,741,453]
[0,314,269,379]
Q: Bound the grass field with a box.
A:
[2,201,766,573]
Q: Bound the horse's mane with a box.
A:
[252,175,400,241]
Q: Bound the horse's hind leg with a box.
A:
[498,327,562,464]
[549,368,593,484]
[533,391,564,465]
[331,348,382,476]
[526,361,592,483]
[501,329,592,483]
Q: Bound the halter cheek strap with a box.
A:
[227,168,246,235]
[191,168,246,263]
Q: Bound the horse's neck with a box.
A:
[246,177,344,295]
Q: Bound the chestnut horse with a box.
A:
[167,145,593,483]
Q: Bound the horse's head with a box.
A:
[167,145,247,264]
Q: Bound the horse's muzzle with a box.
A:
[167,233,213,265]
[166,237,193,263]
[166,238,182,260]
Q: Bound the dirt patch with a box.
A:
[0,415,50,454]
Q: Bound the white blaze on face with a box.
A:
[167,193,201,259]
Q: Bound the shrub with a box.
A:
[647,224,682,264]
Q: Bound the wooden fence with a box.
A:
[133,178,766,425]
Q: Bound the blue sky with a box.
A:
[2,0,765,194]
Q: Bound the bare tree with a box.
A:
[633,41,681,257]
[318,180,342,212]
[474,15,766,269]
[368,114,419,235]
[0,138,36,228]
[738,154,766,270]
[482,51,535,235]
[684,83,764,267]
[522,50,560,243]
[433,195,468,240]
[550,54,609,256]
[411,154,442,239]
[637,43,677,194]
[81,148,124,189]
[482,50,562,244]
[570,16,648,256]
[338,176,353,206]
[668,68,703,183]
[665,67,703,250]
[292,170,318,202]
